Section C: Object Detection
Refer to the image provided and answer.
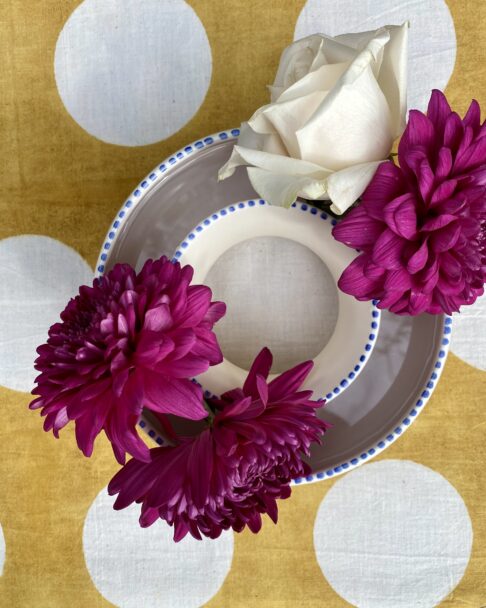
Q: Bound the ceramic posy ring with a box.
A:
[173,200,380,401]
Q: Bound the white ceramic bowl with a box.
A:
[174,199,380,401]
[96,130,450,482]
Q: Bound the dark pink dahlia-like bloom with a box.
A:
[333,89,486,315]
[108,348,329,541]
[30,257,225,464]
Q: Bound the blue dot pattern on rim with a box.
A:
[94,129,240,280]
[293,315,452,485]
[173,199,381,408]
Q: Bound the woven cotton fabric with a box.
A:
[0,1,485,607]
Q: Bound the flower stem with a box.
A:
[203,399,215,425]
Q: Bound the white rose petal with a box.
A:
[276,61,350,104]
[296,51,393,169]
[335,24,408,138]
[270,36,327,101]
[237,121,287,155]
[377,24,409,137]
[247,169,317,207]
[255,91,327,158]
[218,144,328,181]
[246,167,328,208]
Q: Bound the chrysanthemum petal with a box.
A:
[362,161,405,218]
[407,240,429,274]
[203,301,227,325]
[243,348,273,397]
[422,214,457,231]
[177,286,212,328]
[143,372,207,420]
[443,112,463,151]
[190,328,224,364]
[430,222,462,253]
[435,147,453,181]
[189,432,214,509]
[268,360,313,401]
[427,89,451,133]
[156,354,210,378]
[332,206,383,248]
[338,255,383,298]
[382,193,417,239]
[143,304,173,332]
[372,229,404,269]
[463,98,481,131]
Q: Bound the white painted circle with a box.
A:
[294,0,456,112]
[451,294,486,370]
[54,0,212,146]
[83,487,234,608]
[313,460,473,608]
[0,522,5,576]
[175,202,379,400]
[0,235,93,392]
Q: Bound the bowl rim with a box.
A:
[95,128,452,484]
[94,128,243,277]
[173,197,381,403]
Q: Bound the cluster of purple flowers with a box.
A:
[31,257,328,541]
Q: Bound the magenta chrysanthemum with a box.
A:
[108,348,329,541]
[30,257,225,464]
[332,89,486,315]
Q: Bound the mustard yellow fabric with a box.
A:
[0,1,485,606]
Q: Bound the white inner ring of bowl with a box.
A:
[205,236,339,373]
[175,202,377,400]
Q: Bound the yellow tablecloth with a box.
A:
[0,1,485,606]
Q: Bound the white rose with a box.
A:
[219,24,408,214]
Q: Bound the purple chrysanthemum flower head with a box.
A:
[108,348,329,541]
[30,256,225,464]
[332,89,486,315]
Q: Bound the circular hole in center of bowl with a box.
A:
[204,236,339,373]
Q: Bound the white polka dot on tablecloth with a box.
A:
[451,294,486,370]
[294,0,456,112]
[0,235,92,393]
[313,460,473,608]
[83,487,234,608]
[54,0,212,146]
[0,522,5,576]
